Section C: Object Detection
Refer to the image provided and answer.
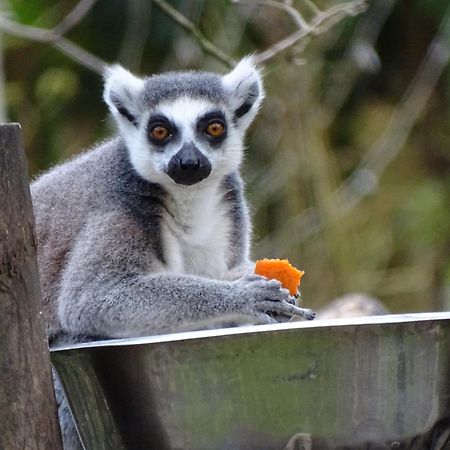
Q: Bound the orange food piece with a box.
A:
[254,258,305,296]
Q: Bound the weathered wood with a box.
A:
[0,124,62,449]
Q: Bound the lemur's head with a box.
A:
[104,57,264,187]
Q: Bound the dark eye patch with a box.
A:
[147,114,178,146]
[197,110,227,144]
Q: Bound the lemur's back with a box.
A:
[32,141,115,236]
[32,139,136,336]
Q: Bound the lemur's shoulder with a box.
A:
[31,139,119,195]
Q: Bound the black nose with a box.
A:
[180,157,200,171]
[167,143,211,186]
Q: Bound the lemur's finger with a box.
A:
[259,291,291,303]
[256,300,291,315]
[258,300,315,320]
[301,308,316,320]
[281,302,315,320]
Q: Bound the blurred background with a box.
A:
[1,0,449,314]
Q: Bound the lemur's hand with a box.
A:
[231,275,314,321]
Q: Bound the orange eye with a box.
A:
[150,125,170,141]
[206,122,225,138]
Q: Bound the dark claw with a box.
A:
[303,309,315,320]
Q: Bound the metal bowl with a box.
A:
[51,312,450,450]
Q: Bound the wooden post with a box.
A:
[0,124,62,449]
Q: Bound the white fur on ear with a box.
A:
[103,65,144,126]
[222,56,264,131]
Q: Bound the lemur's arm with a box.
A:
[56,214,304,339]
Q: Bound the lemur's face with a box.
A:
[104,58,264,188]
[128,96,242,187]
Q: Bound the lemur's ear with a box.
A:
[103,65,144,127]
[222,56,264,131]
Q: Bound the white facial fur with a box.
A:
[104,57,264,188]
[222,56,265,132]
[126,97,245,188]
[103,65,145,126]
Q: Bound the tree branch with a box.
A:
[259,5,450,252]
[152,0,237,68]
[52,0,98,37]
[153,0,363,68]
[298,0,321,17]
[0,0,365,74]
[324,0,396,119]
[0,1,106,74]
[53,39,106,74]
[334,6,450,213]
[252,0,367,64]
[233,0,310,30]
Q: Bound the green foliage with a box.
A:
[35,67,80,108]
[7,0,52,24]
[398,180,450,248]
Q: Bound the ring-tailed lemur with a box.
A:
[32,57,312,345]
[31,57,313,449]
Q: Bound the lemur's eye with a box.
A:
[206,122,225,138]
[150,125,170,141]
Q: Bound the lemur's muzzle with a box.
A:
[167,143,211,186]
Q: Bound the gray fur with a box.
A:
[32,60,305,448]
[32,138,296,340]
[143,72,227,107]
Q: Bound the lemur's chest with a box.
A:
[162,191,231,279]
